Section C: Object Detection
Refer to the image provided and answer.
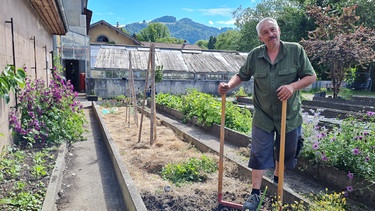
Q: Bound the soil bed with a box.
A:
[0,146,58,210]
[100,106,274,210]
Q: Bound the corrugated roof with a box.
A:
[93,44,247,74]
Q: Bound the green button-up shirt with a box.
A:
[237,41,315,133]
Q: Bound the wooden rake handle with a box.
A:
[278,100,287,207]
[218,94,226,197]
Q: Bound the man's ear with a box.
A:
[259,36,265,43]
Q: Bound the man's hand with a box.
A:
[277,84,294,101]
[218,83,230,95]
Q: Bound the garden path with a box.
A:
[54,95,125,210]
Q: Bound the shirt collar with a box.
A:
[257,41,288,63]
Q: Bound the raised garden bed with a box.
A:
[153,103,375,209]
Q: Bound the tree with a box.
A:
[195,40,208,49]
[137,23,170,42]
[233,0,315,52]
[300,5,375,98]
[156,37,185,44]
[214,30,241,51]
[207,36,216,49]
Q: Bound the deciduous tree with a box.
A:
[137,23,170,42]
[300,5,375,97]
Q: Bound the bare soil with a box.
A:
[100,106,274,210]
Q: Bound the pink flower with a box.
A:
[321,153,328,161]
[312,141,319,150]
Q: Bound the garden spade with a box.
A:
[277,100,287,209]
[218,94,243,210]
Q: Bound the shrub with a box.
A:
[9,72,86,147]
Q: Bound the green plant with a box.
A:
[31,164,47,178]
[89,89,96,96]
[0,146,56,210]
[33,151,46,164]
[155,89,252,134]
[338,87,353,100]
[0,191,44,210]
[115,94,126,101]
[160,155,217,185]
[155,65,163,83]
[234,86,247,97]
[320,87,327,92]
[155,93,183,110]
[0,65,26,103]
[273,189,347,211]
[52,54,64,74]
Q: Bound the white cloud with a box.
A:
[198,8,233,16]
[217,19,235,25]
[181,7,234,17]
[181,8,194,12]
[208,20,214,25]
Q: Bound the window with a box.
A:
[97,35,109,42]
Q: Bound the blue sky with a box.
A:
[88,0,260,29]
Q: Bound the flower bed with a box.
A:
[153,91,375,209]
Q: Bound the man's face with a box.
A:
[258,20,281,47]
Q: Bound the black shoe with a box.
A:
[242,194,260,211]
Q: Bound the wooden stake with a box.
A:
[128,52,138,126]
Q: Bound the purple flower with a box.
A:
[367,111,375,116]
[353,148,360,155]
[347,171,354,179]
[330,137,336,142]
[346,186,353,192]
[365,156,370,162]
[363,131,369,136]
[312,141,319,150]
[321,153,328,161]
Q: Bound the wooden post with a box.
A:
[150,43,157,144]
[138,48,152,143]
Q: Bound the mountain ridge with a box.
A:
[124,15,234,44]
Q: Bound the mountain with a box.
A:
[124,16,233,44]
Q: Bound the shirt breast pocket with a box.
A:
[278,68,298,84]
[253,71,267,78]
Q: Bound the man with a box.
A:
[218,17,316,210]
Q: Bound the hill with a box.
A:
[124,16,233,44]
